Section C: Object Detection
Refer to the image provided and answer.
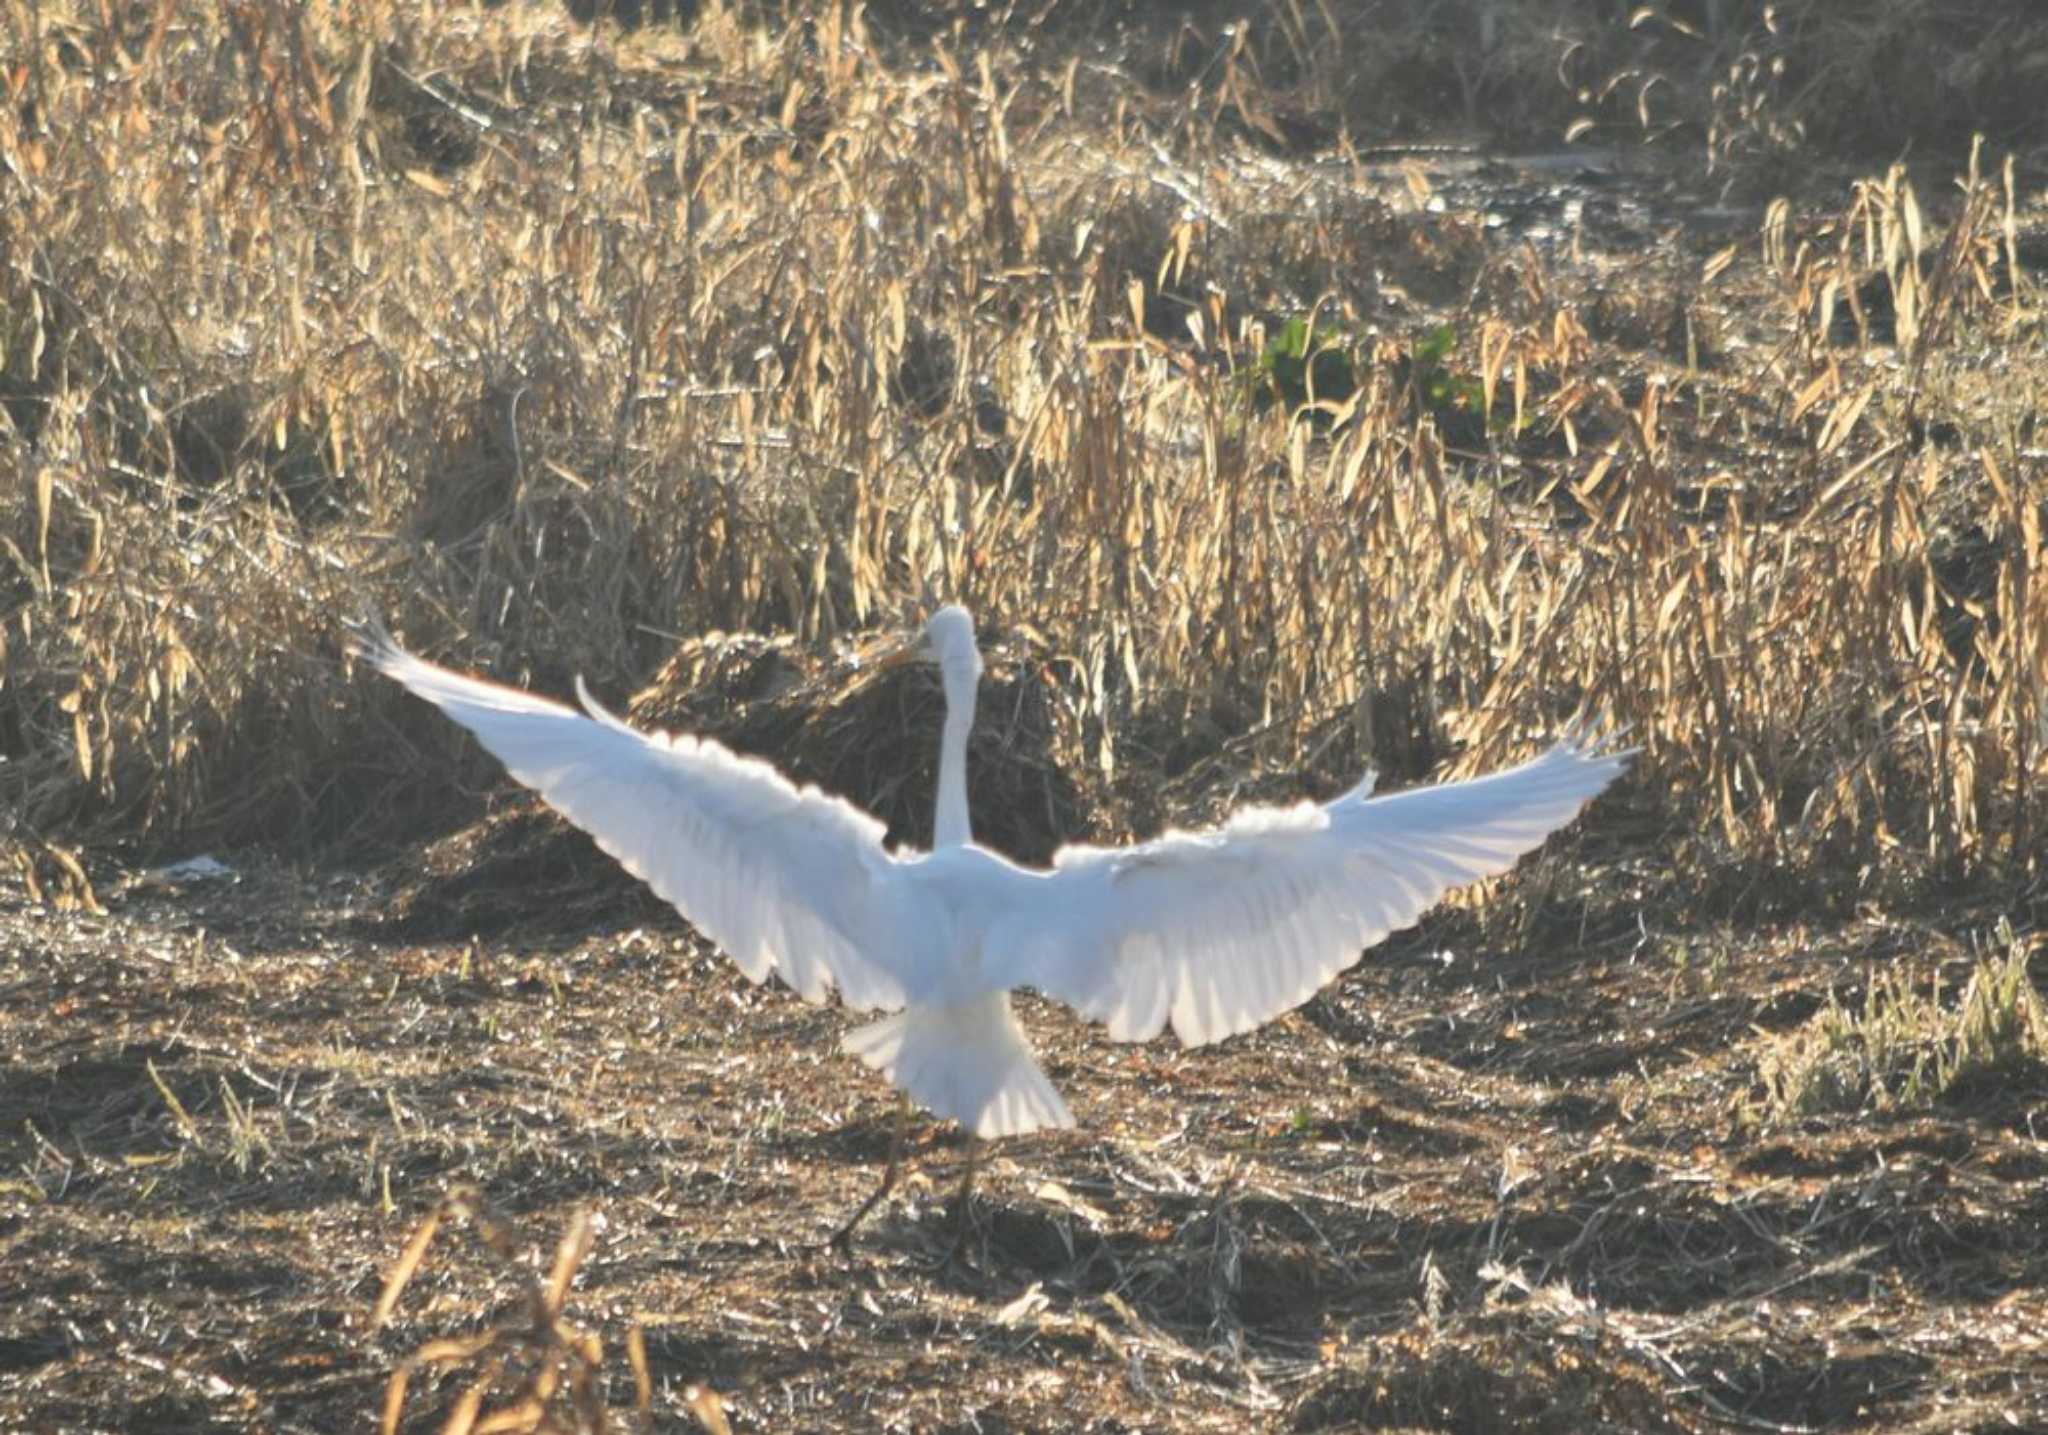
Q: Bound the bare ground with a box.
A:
[4,844,2043,1433]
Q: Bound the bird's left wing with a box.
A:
[359,629,913,1011]
[987,728,1631,1045]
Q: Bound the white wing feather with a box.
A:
[992,729,1631,1046]
[361,632,912,1011]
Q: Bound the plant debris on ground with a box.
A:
[2,1,2045,1431]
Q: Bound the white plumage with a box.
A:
[358,606,1631,1143]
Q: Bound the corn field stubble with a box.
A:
[1,1,2045,1430]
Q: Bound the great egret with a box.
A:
[358,607,1631,1246]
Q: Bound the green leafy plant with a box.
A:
[1243,314,1362,418]
[1402,323,1490,436]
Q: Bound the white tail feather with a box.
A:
[842,994,1073,1139]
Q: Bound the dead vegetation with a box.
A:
[2,0,2044,908]
[1755,918,2046,1121]
[2,0,2046,1431]
[372,1190,704,1435]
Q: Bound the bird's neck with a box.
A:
[934,668,975,848]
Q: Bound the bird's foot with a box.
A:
[923,1190,991,1272]
[825,1184,895,1257]
[827,1099,911,1257]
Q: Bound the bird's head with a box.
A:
[919,605,982,683]
[869,604,983,688]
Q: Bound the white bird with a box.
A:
[357,606,1631,1246]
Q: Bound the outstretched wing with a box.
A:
[989,728,1632,1045]
[358,626,913,1011]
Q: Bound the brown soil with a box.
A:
[4,849,2042,1432]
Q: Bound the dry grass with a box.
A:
[2,0,2043,917]
[371,1191,696,1435]
[1756,918,2046,1120]
[2,1,2047,1431]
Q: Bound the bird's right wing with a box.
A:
[988,727,1631,1046]
[358,627,913,1011]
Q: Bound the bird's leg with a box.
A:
[954,1137,981,1216]
[830,1092,910,1254]
[937,1137,987,1268]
